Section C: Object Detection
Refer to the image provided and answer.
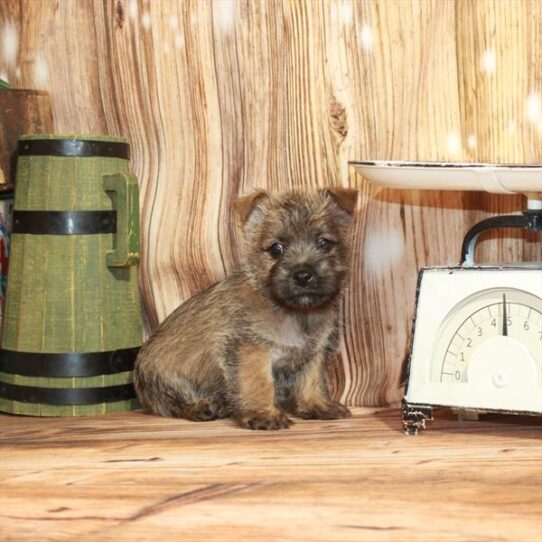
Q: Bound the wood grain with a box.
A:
[1,409,541,541]
[0,0,540,406]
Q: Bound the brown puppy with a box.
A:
[134,189,357,429]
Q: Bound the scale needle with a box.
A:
[502,293,508,336]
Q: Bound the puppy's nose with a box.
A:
[293,269,313,287]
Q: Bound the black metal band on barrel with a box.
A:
[18,139,130,160]
[0,381,135,405]
[0,347,139,377]
[12,210,116,235]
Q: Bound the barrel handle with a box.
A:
[102,173,140,267]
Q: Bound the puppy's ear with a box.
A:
[325,188,358,215]
[233,190,268,225]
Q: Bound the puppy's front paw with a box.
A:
[237,410,293,430]
[296,401,351,420]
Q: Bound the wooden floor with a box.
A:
[1,408,541,542]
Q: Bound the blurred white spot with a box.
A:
[341,1,353,26]
[359,24,373,50]
[466,134,476,150]
[525,92,541,124]
[446,133,461,156]
[175,33,184,49]
[507,119,517,134]
[481,49,496,74]
[364,230,404,273]
[2,21,19,67]
[128,0,138,21]
[33,54,48,88]
[213,0,236,35]
[15,65,21,79]
[0,71,8,83]
[169,14,178,30]
[141,11,151,29]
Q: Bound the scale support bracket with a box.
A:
[461,209,542,267]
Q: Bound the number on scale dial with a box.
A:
[431,288,542,384]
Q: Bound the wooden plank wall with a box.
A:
[1,0,541,406]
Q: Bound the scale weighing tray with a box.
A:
[349,161,542,197]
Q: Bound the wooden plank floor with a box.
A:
[1,408,541,542]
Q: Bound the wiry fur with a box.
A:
[134,189,357,429]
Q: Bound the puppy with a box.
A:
[134,188,357,429]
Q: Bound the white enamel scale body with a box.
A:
[405,267,542,414]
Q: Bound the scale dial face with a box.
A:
[431,288,542,385]
[406,268,542,414]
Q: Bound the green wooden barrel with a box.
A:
[0,134,142,416]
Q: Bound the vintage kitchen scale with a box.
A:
[350,161,542,434]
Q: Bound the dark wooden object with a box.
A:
[0,89,54,187]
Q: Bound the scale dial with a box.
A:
[431,288,542,388]
[405,268,542,415]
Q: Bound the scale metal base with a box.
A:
[402,400,542,435]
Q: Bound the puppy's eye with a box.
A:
[268,242,284,258]
[317,237,335,252]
